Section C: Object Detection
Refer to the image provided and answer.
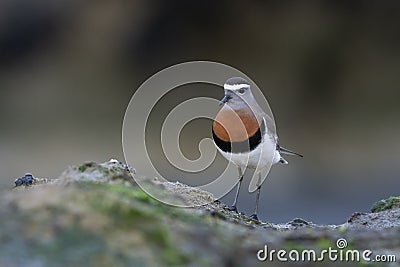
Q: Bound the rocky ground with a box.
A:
[1,160,399,267]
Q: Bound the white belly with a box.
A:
[216,133,276,172]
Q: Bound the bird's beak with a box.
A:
[219,95,231,106]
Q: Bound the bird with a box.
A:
[212,77,302,220]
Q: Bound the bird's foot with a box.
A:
[249,214,259,221]
[227,205,238,213]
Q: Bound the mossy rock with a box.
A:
[371,196,400,213]
[4,160,400,267]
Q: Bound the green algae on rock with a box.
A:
[371,196,400,213]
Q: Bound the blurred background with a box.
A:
[1,0,399,224]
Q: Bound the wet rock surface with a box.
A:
[2,160,400,266]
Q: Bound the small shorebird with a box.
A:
[212,77,302,220]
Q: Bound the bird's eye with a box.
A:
[237,88,246,94]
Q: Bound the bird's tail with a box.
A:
[278,145,303,157]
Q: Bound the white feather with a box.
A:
[224,83,250,91]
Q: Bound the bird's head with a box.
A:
[219,77,255,109]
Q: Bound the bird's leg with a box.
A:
[250,172,262,221]
[227,167,243,213]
